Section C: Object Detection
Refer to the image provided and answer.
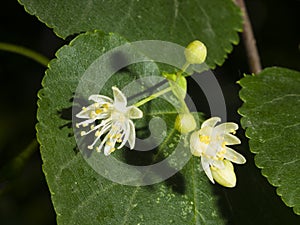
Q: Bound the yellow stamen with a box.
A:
[220,146,226,154]
[113,133,122,140]
[80,131,86,136]
[109,147,116,153]
[216,155,224,160]
[222,142,226,148]
[106,141,113,146]
[216,147,226,160]
[103,103,109,108]
[89,112,96,119]
[87,145,93,150]
[95,109,102,114]
[199,135,210,144]
[95,131,101,137]
[111,124,118,130]
[203,153,213,159]
[211,166,217,171]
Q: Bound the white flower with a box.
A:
[76,86,143,156]
[190,117,246,187]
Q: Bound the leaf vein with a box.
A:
[120,128,176,224]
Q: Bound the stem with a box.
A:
[235,0,262,74]
[181,62,190,73]
[134,87,172,107]
[179,97,190,114]
[0,138,39,182]
[176,61,190,77]
[0,42,49,67]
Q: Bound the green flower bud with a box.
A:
[175,113,196,134]
[211,160,237,188]
[184,40,207,64]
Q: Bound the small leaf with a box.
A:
[19,0,242,68]
[37,31,227,224]
[239,67,300,215]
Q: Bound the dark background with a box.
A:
[0,0,299,224]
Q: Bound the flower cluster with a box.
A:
[76,87,142,156]
[190,117,246,187]
[75,40,246,188]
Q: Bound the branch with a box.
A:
[235,0,262,74]
[0,138,39,183]
[0,42,49,67]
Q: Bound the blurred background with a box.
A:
[0,0,299,224]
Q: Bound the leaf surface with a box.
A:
[19,0,242,68]
[239,67,300,215]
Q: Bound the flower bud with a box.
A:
[184,40,207,64]
[211,160,237,188]
[175,113,196,134]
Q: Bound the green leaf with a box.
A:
[37,31,226,224]
[19,0,242,68]
[239,67,300,215]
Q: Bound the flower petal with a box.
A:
[201,157,214,183]
[76,105,95,118]
[201,117,221,129]
[190,131,201,156]
[190,131,208,157]
[215,122,238,135]
[224,147,246,164]
[211,160,236,188]
[76,118,95,127]
[223,134,241,145]
[88,94,113,103]
[199,126,213,136]
[112,86,127,108]
[104,144,114,156]
[127,120,136,149]
[211,159,226,169]
[127,106,143,119]
[118,121,131,149]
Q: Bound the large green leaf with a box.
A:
[37,30,227,224]
[18,0,242,68]
[239,67,300,215]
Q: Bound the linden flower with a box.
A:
[190,117,246,187]
[76,86,143,156]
